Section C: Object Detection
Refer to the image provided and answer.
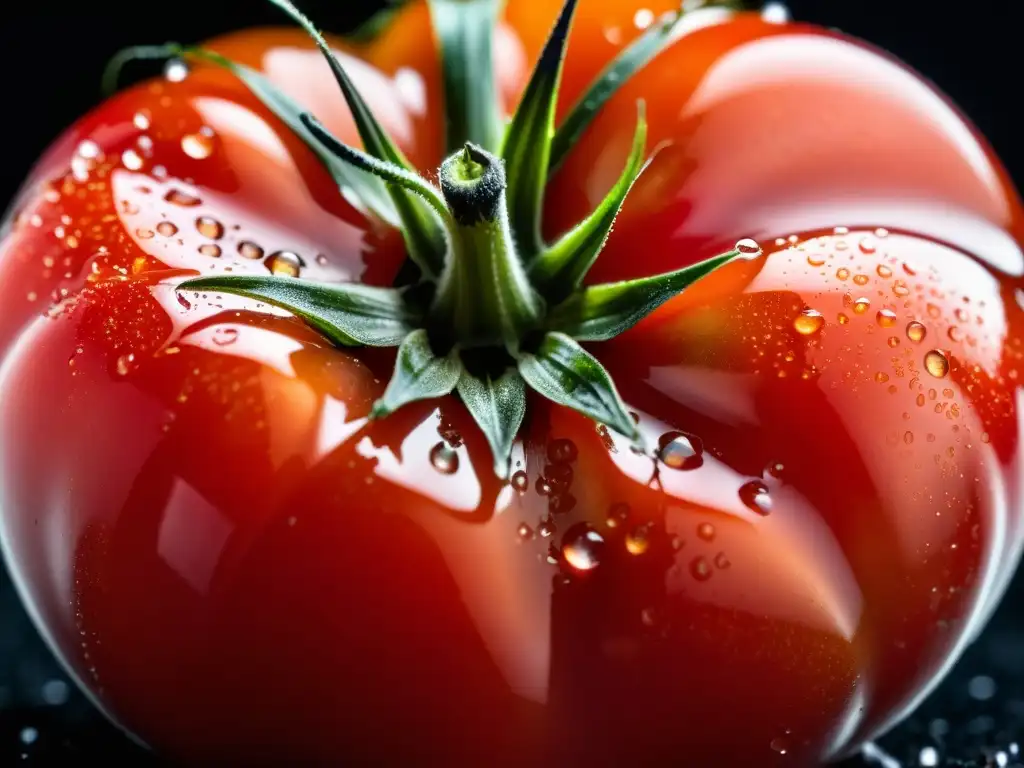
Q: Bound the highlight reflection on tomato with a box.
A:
[0,0,1022,764]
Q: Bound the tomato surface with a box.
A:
[1,0,1022,765]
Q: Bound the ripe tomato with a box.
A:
[1,0,1022,764]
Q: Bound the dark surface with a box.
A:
[0,1,1022,765]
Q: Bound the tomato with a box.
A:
[0,0,1022,764]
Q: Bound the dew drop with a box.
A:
[538,518,557,538]
[658,432,703,470]
[266,250,303,277]
[836,267,850,281]
[429,442,459,474]
[511,470,529,493]
[315,253,329,266]
[181,132,214,159]
[165,189,202,207]
[887,336,900,348]
[690,556,713,581]
[853,297,871,315]
[133,111,151,130]
[853,274,869,286]
[625,524,651,555]
[948,326,963,342]
[739,480,773,515]
[924,350,950,379]
[876,264,892,278]
[606,503,630,528]
[198,244,222,258]
[735,238,762,257]
[771,736,789,755]
[907,321,927,343]
[517,523,534,541]
[875,372,890,383]
[164,59,189,82]
[834,226,849,235]
[135,228,154,240]
[793,309,824,335]
[561,524,605,571]
[121,149,144,170]
[893,280,911,297]
[156,221,178,237]
[859,237,877,254]
[837,312,850,325]
[213,327,239,346]
[237,241,264,260]
[714,552,731,569]
[876,309,897,328]
[696,522,716,541]
[195,216,224,240]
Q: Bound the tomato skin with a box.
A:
[0,2,1022,765]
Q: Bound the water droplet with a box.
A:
[136,228,154,240]
[511,470,529,493]
[658,432,703,470]
[853,273,869,286]
[535,477,553,496]
[764,461,785,479]
[429,442,459,474]
[266,250,303,277]
[538,518,557,538]
[904,431,914,444]
[853,297,871,315]
[887,336,900,348]
[739,480,773,515]
[893,280,911,297]
[164,59,189,82]
[876,264,892,278]
[924,350,950,378]
[237,241,264,260]
[859,237,877,254]
[213,328,239,346]
[121,149,144,170]
[834,226,850,235]
[690,556,713,581]
[837,312,850,325]
[875,372,890,383]
[836,267,850,281]
[876,309,897,327]
[198,244,222,258]
[875,227,890,238]
[770,736,789,755]
[606,503,630,528]
[517,523,533,541]
[115,353,135,376]
[548,438,578,463]
[806,253,826,267]
[177,293,191,310]
[156,221,178,237]
[165,189,202,207]
[133,111,151,130]
[181,132,214,159]
[561,524,605,571]
[195,216,224,240]
[793,309,824,335]
[907,321,927,343]
[948,326,962,342]
[714,552,731,569]
[697,522,716,541]
[735,238,762,257]
[625,524,651,555]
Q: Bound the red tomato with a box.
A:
[1,1,1022,764]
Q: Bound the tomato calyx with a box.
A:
[106,0,756,475]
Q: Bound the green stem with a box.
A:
[431,144,543,350]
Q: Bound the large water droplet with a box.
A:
[658,432,703,470]
[165,189,202,207]
[238,241,264,260]
[429,442,459,474]
[907,321,927,343]
[924,350,950,378]
[195,216,224,240]
[739,480,773,515]
[793,309,824,335]
[735,238,762,257]
[156,221,178,237]
[561,524,605,572]
[876,309,897,327]
[198,244,222,258]
[266,250,303,277]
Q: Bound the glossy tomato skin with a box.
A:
[1,1,1022,765]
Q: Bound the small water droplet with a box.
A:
[806,253,826,267]
[658,432,703,470]
[770,736,789,755]
[887,336,900,348]
[548,438,578,463]
[181,132,214,159]
[836,267,850,281]
[876,264,892,278]
[213,327,239,346]
[924,350,950,378]
[266,250,303,277]
[511,470,529,493]
[907,321,927,343]
[853,297,871,315]
[834,226,849,235]
[136,228,154,240]
[837,312,850,325]
[739,480,772,515]
[156,221,178,237]
[764,461,785,479]
[133,111,151,130]
[115,354,135,376]
[875,227,890,238]
[853,273,869,286]
[893,280,911,297]
[164,59,189,82]
[876,309,897,327]
[538,518,557,538]
[697,522,716,541]
[429,442,459,474]
[875,372,890,383]
[199,244,222,258]
[690,556,713,581]
[237,241,264,260]
[195,216,224,240]
[625,524,651,555]
[177,293,191,310]
[859,237,877,254]
[606,503,630,528]
[517,523,534,541]
[735,238,762,257]
[948,326,963,342]
[714,552,731,569]
[165,189,202,207]
[793,308,824,335]
[561,524,604,571]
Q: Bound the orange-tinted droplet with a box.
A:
[924,350,950,378]
[793,309,824,335]
[907,321,927,343]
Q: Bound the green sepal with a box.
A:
[175,275,419,347]
[456,367,527,478]
[549,2,734,173]
[371,330,463,418]
[267,0,446,278]
[180,47,402,228]
[517,332,637,439]
[547,247,740,341]
[501,0,580,263]
[428,0,505,154]
[531,102,647,298]
[101,44,184,97]
[302,114,452,229]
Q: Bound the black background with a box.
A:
[0,1,1022,765]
